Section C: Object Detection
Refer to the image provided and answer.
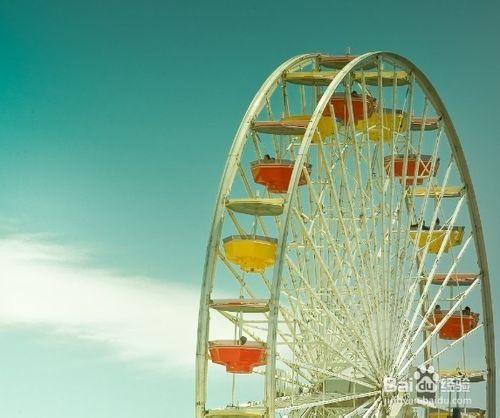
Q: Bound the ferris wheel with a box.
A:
[195,52,495,417]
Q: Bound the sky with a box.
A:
[0,0,499,417]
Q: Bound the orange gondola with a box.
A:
[209,340,267,374]
[430,310,479,340]
[322,92,377,123]
[384,154,439,185]
[251,159,311,193]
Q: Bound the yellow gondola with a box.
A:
[283,71,339,86]
[356,109,409,142]
[210,299,270,313]
[412,186,463,198]
[223,235,278,273]
[428,411,449,418]
[353,70,410,86]
[409,226,464,254]
[280,115,335,142]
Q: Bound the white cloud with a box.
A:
[0,234,204,370]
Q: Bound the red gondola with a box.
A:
[209,340,267,374]
[251,159,312,193]
[430,310,479,340]
[384,154,439,185]
[322,93,377,124]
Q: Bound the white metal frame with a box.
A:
[195,52,495,417]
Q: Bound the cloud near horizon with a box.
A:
[0,234,212,370]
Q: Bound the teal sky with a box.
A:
[0,1,499,417]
